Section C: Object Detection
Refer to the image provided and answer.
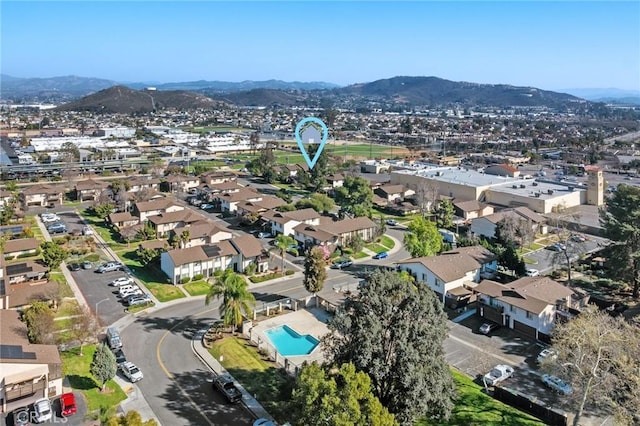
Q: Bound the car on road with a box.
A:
[536,348,558,364]
[479,322,500,335]
[483,364,515,386]
[385,219,398,226]
[257,231,272,239]
[109,277,134,287]
[121,362,143,383]
[82,260,93,270]
[525,268,540,277]
[68,263,81,271]
[541,374,573,395]
[11,407,30,426]
[33,398,52,423]
[331,259,353,269]
[373,251,388,260]
[60,392,77,417]
[40,213,60,223]
[213,374,242,403]
[96,262,124,273]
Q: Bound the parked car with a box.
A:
[113,348,127,366]
[68,263,81,271]
[60,392,77,417]
[109,277,134,287]
[82,260,93,270]
[200,203,214,210]
[479,322,500,335]
[81,226,94,236]
[257,231,272,239]
[121,362,143,383]
[484,364,515,386]
[373,251,388,260]
[525,268,540,277]
[536,348,558,364]
[97,262,124,273]
[546,243,564,252]
[40,213,59,223]
[385,219,398,226]
[125,295,152,307]
[212,374,242,403]
[541,374,573,395]
[11,407,30,426]
[33,398,52,423]
[118,286,142,299]
[570,234,587,243]
[331,259,353,269]
[47,223,67,234]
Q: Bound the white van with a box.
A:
[107,327,122,350]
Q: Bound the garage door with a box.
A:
[513,320,537,340]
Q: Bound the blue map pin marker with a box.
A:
[295,117,328,169]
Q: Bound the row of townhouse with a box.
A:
[397,245,588,343]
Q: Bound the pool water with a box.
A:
[264,325,319,356]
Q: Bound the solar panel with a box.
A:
[0,344,37,360]
[202,245,222,258]
[5,263,33,276]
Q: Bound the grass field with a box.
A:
[209,337,293,423]
[119,250,185,302]
[378,235,395,250]
[61,345,127,413]
[365,243,388,254]
[183,280,211,296]
[417,370,544,426]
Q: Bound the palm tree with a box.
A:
[205,269,255,331]
[272,233,297,273]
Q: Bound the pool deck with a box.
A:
[249,308,330,368]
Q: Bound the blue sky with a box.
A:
[2,1,639,90]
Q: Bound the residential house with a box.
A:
[485,164,521,178]
[147,209,207,238]
[160,241,238,284]
[396,246,497,304]
[215,188,263,214]
[236,196,287,218]
[129,177,161,193]
[200,171,237,185]
[107,212,139,229]
[169,222,233,248]
[0,190,14,206]
[326,174,345,189]
[293,223,339,250]
[164,174,200,193]
[2,238,40,260]
[475,276,587,342]
[262,208,321,236]
[74,179,108,202]
[0,310,63,414]
[4,261,47,285]
[470,206,546,240]
[133,198,184,222]
[230,235,269,274]
[293,217,377,250]
[21,184,64,208]
[375,184,415,205]
[454,200,495,221]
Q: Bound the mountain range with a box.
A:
[0,73,605,110]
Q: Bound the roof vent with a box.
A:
[520,184,526,189]
[548,189,554,195]
[532,182,538,186]
[512,185,518,189]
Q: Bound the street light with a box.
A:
[95,298,109,323]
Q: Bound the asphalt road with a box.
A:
[120,301,254,426]
[525,234,606,274]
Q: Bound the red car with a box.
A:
[60,392,77,417]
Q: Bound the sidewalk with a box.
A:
[191,331,274,421]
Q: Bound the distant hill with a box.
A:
[561,88,640,101]
[127,79,339,92]
[209,88,307,107]
[55,86,221,113]
[0,74,118,101]
[338,76,581,107]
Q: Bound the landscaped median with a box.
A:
[61,345,127,414]
[208,336,293,423]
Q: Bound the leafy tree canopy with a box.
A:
[433,198,454,229]
[303,246,327,296]
[40,241,68,269]
[295,193,335,214]
[323,270,456,424]
[334,176,373,218]
[403,216,442,257]
[205,269,255,330]
[90,343,117,391]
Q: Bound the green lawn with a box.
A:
[183,280,211,296]
[365,243,388,254]
[61,345,127,413]
[55,300,80,318]
[354,250,369,259]
[209,337,293,423]
[417,370,544,426]
[121,253,185,302]
[48,271,74,298]
[378,235,395,250]
[80,210,127,251]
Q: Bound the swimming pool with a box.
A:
[264,325,319,356]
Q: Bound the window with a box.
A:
[422,273,426,281]
[510,305,515,312]
[435,278,443,287]
[526,311,533,320]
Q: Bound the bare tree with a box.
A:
[68,305,101,356]
[413,181,439,217]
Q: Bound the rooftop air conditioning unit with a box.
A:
[548,189,554,195]
[512,185,518,189]
[532,182,538,186]
[535,192,541,197]
[520,184,526,189]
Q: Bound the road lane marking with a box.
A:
[156,307,218,426]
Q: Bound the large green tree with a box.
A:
[307,144,331,192]
[303,246,327,305]
[23,301,55,344]
[248,141,277,183]
[543,308,640,426]
[403,216,442,257]
[433,198,454,229]
[40,241,69,269]
[295,193,335,214]
[205,269,256,330]
[600,184,640,298]
[323,270,456,424]
[290,362,397,426]
[334,176,374,217]
[90,343,117,392]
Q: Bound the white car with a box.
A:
[536,348,558,364]
[119,286,142,298]
[541,374,573,395]
[109,277,134,287]
[41,213,60,223]
[525,269,540,277]
[484,365,514,386]
[34,398,53,423]
[121,362,143,382]
[82,225,94,236]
